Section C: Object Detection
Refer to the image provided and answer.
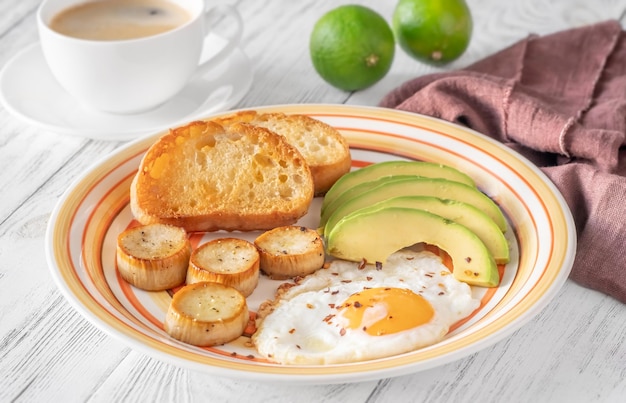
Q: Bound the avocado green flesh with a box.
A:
[323,177,508,235]
[321,161,476,218]
[366,196,509,264]
[326,206,500,287]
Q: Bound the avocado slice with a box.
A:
[322,175,420,226]
[322,176,507,234]
[326,206,500,287]
[321,161,476,217]
[366,196,509,264]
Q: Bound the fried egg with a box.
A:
[252,247,480,364]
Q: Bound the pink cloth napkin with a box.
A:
[380,20,626,303]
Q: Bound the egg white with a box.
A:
[252,248,480,364]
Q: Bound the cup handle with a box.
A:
[192,4,243,80]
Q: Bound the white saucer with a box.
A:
[0,36,253,141]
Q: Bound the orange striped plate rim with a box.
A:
[45,104,575,383]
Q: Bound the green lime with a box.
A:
[310,5,395,91]
[392,0,472,66]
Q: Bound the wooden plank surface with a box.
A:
[1,0,625,402]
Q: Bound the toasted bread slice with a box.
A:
[254,225,325,279]
[214,111,351,195]
[130,120,314,232]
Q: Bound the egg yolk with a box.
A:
[338,287,434,336]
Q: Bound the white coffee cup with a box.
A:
[37,0,243,114]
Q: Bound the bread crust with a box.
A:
[130,120,314,232]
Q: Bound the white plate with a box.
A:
[0,36,252,141]
[45,104,576,384]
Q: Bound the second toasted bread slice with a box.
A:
[214,111,351,195]
[130,120,314,232]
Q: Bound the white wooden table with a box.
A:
[1,0,625,402]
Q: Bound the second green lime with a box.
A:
[392,0,473,66]
[310,5,395,91]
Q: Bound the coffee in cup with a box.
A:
[49,0,191,41]
[37,0,243,114]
